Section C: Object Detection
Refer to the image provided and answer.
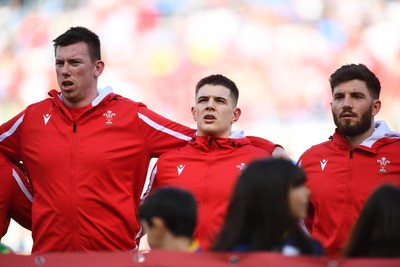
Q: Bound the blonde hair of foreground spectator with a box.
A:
[342,184,400,258]
[212,158,323,256]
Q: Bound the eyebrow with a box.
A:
[197,95,227,100]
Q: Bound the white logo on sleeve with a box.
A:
[43,114,51,125]
[177,164,186,175]
[320,159,328,171]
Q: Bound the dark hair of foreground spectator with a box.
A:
[343,184,400,258]
[212,158,322,256]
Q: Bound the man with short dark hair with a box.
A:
[145,74,278,249]
[0,26,197,252]
[297,63,400,258]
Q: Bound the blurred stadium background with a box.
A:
[1,0,399,253]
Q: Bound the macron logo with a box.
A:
[43,114,51,125]
[177,164,185,176]
[320,159,328,171]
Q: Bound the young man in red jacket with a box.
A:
[0,27,286,253]
[297,64,400,258]
[0,153,33,240]
[144,74,279,249]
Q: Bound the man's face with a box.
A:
[191,85,240,137]
[55,42,104,108]
[331,79,379,137]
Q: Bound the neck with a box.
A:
[345,123,375,148]
[63,88,99,109]
[161,235,192,252]
[197,130,232,138]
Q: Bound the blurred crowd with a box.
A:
[1,0,400,253]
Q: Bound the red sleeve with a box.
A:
[246,136,279,154]
[9,164,32,231]
[137,105,195,158]
[0,155,32,238]
[0,110,25,162]
[140,162,160,203]
[0,157,12,238]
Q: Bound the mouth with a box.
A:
[340,112,356,119]
[203,114,216,123]
[61,80,74,90]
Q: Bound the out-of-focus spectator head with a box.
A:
[213,158,314,253]
[138,187,197,250]
[329,63,381,100]
[232,158,308,223]
[343,184,400,258]
[53,26,101,62]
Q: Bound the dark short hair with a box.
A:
[138,187,197,238]
[53,26,101,61]
[329,63,381,99]
[195,74,239,107]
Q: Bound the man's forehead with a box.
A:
[196,85,231,98]
[55,42,90,58]
[333,80,369,94]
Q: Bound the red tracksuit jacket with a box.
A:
[0,153,33,239]
[0,87,195,252]
[297,121,400,258]
[145,133,273,249]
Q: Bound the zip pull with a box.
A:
[208,136,213,148]
[73,122,77,133]
[349,150,353,159]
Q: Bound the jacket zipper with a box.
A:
[71,120,79,249]
[347,150,353,237]
[201,137,213,247]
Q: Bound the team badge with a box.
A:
[103,110,116,125]
[377,157,390,173]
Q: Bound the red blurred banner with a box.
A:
[0,250,399,267]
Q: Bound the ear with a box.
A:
[372,99,381,116]
[94,60,105,77]
[151,217,167,234]
[191,106,196,121]
[231,107,241,124]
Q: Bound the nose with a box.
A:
[342,95,353,109]
[205,99,215,110]
[61,63,70,76]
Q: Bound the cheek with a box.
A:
[331,103,340,113]
[289,189,308,218]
